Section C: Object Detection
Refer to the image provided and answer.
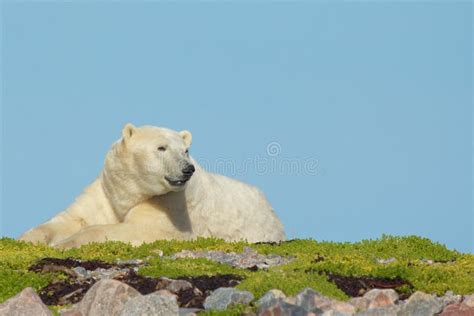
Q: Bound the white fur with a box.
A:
[19,124,285,248]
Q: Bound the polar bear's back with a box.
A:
[191,171,285,242]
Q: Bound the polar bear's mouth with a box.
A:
[165,176,190,187]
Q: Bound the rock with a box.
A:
[203,287,254,310]
[90,267,129,280]
[329,301,357,315]
[119,292,179,316]
[60,309,83,316]
[171,248,293,270]
[400,291,443,316]
[362,289,398,309]
[355,304,401,316]
[349,297,370,311]
[285,288,354,315]
[0,287,52,316]
[116,259,144,266]
[256,289,286,310]
[463,294,474,307]
[72,266,90,279]
[294,288,355,314]
[292,288,332,312]
[76,279,141,316]
[363,289,398,302]
[376,258,396,265]
[166,279,193,293]
[151,249,164,257]
[421,259,435,265]
[155,289,178,299]
[178,308,202,316]
[439,303,474,316]
[258,301,309,316]
[368,298,394,312]
[439,291,462,307]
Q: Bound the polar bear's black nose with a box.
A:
[182,164,195,176]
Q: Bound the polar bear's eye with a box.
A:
[185,149,189,155]
[157,146,167,152]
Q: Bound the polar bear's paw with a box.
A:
[50,238,79,249]
[18,228,51,245]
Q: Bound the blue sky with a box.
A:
[1,2,472,252]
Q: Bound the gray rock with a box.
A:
[119,292,179,316]
[116,258,144,266]
[439,290,462,307]
[60,308,83,316]
[0,287,52,316]
[172,247,293,270]
[292,288,332,312]
[154,289,178,300]
[178,308,202,316]
[256,288,375,316]
[203,287,254,310]
[72,266,90,279]
[76,279,141,316]
[399,291,443,316]
[376,258,397,265]
[356,304,401,316]
[256,289,286,311]
[90,267,130,280]
[264,255,286,266]
[288,288,354,315]
[349,297,370,312]
[258,301,308,316]
[166,279,193,293]
[151,249,164,257]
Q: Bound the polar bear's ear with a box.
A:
[122,123,136,141]
[179,130,192,147]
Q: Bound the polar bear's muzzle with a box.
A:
[165,163,195,187]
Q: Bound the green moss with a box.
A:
[0,235,472,308]
[0,270,53,303]
[237,268,347,300]
[404,255,474,295]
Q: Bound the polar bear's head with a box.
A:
[105,123,195,196]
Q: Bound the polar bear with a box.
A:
[19,124,285,248]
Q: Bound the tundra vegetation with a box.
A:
[0,235,472,315]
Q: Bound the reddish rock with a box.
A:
[0,287,52,316]
[368,292,396,309]
[331,301,356,314]
[440,303,474,316]
[363,289,398,309]
[76,279,141,316]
